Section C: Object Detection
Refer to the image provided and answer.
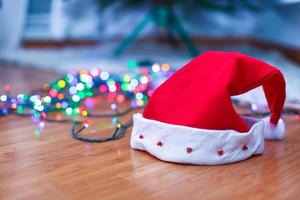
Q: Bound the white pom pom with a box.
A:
[263,117,285,140]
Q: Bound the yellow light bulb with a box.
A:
[58,80,66,88]
[81,110,88,116]
[55,103,62,109]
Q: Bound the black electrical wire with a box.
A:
[70,106,141,143]
[71,119,133,143]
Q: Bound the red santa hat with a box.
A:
[130,51,286,165]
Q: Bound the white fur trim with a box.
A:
[130,114,265,165]
[262,117,285,140]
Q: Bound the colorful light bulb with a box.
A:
[72,95,80,102]
[152,64,160,72]
[58,80,66,88]
[100,71,109,80]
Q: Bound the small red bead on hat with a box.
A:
[218,150,224,156]
[157,141,163,147]
[139,134,144,139]
[242,145,248,151]
[186,147,193,153]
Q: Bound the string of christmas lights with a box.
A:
[0,60,299,142]
[0,61,174,139]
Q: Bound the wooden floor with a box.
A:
[0,63,300,200]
